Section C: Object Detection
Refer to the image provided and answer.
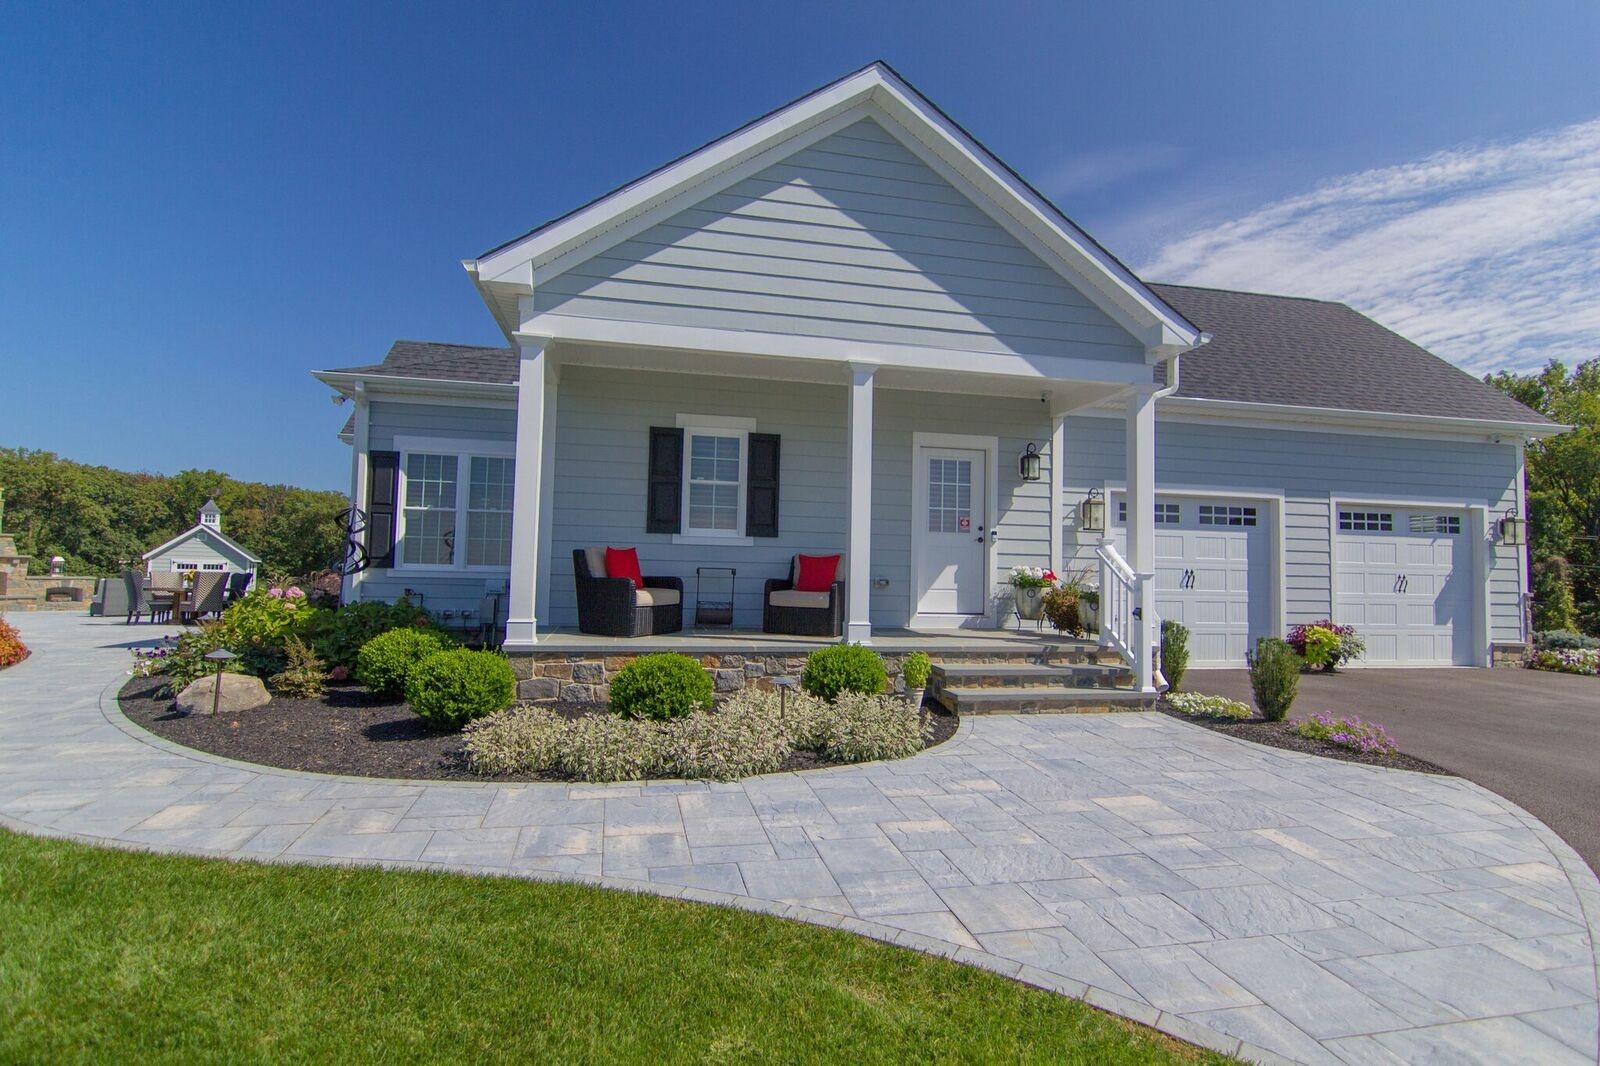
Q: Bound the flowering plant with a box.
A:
[1531,648,1599,676]
[1286,619,1365,670]
[1008,566,1057,590]
[131,636,180,677]
[1166,691,1251,720]
[266,585,307,605]
[1291,712,1399,756]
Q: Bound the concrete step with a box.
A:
[930,662,1134,691]
[932,686,1156,715]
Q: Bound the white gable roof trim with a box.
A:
[467,62,1200,355]
[142,525,262,565]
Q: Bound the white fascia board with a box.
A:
[1142,395,1563,441]
[312,370,517,406]
[468,63,1200,353]
[142,526,262,565]
[516,317,1159,388]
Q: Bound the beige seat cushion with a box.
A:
[582,547,608,578]
[634,587,680,608]
[768,589,832,609]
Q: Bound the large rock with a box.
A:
[176,672,270,716]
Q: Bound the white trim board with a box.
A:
[909,432,1001,629]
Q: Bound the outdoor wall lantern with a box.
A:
[1079,488,1106,533]
[1498,507,1526,547]
[1019,442,1042,482]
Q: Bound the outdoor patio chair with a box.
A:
[572,548,683,637]
[187,571,228,620]
[150,571,184,592]
[123,570,170,625]
[763,554,844,637]
[224,571,253,603]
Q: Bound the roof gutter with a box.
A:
[312,370,517,403]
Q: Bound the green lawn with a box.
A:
[0,829,1231,1064]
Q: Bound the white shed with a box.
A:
[142,499,261,577]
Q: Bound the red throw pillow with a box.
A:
[605,547,643,587]
[795,554,841,593]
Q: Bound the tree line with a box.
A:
[0,448,349,580]
[1487,358,1600,635]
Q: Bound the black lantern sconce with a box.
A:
[1019,442,1042,482]
[1079,487,1106,533]
[1498,507,1525,547]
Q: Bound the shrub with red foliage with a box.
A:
[0,615,28,669]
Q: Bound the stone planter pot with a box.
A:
[1013,586,1045,620]
[904,687,926,711]
[1080,599,1099,632]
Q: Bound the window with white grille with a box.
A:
[1200,504,1257,527]
[1117,501,1181,524]
[1339,510,1393,532]
[1408,513,1462,535]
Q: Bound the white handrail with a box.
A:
[1095,538,1164,693]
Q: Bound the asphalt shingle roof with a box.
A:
[1149,284,1550,425]
[324,294,1550,427]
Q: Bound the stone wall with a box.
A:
[1490,642,1532,668]
[509,650,979,704]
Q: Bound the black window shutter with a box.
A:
[366,450,400,568]
[646,427,683,534]
[747,433,780,538]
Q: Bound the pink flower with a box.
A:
[267,588,284,599]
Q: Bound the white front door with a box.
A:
[915,448,987,618]
[1336,507,1471,665]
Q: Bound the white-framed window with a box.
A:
[676,415,754,541]
[1116,501,1181,524]
[393,437,516,571]
[1200,504,1257,527]
[1339,510,1393,532]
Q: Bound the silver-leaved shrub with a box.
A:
[463,704,564,775]
[556,714,668,782]
[665,701,790,780]
[814,692,928,763]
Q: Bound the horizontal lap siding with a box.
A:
[534,119,1143,363]
[357,401,519,614]
[549,366,848,628]
[872,392,1051,626]
[1061,416,1522,642]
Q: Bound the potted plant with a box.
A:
[901,651,931,710]
[1079,587,1100,631]
[1008,566,1056,621]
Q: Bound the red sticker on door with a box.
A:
[958,515,971,532]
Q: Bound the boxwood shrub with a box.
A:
[405,649,516,730]
[609,653,713,720]
[356,627,453,699]
[800,645,887,700]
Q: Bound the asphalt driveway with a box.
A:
[1188,666,1600,874]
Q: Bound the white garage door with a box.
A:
[1118,496,1269,666]
[1335,508,1472,665]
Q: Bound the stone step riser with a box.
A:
[929,672,1134,691]
[935,691,1155,715]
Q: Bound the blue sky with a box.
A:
[3,1,1598,490]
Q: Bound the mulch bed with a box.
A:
[1158,701,1451,775]
[117,675,958,782]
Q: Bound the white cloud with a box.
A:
[1043,144,1181,196]
[1140,119,1600,375]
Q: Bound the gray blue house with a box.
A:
[315,62,1554,692]
[142,498,260,579]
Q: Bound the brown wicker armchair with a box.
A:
[763,554,844,637]
[572,548,683,637]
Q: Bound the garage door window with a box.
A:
[1116,501,1180,524]
[1407,514,1461,535]
[1339,510,1393,532]
[1199,504,1257,527]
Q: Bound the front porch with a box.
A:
[511,625,1150,713]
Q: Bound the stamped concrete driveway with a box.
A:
[1189,667,1600,877]
[3,614,1599,1065]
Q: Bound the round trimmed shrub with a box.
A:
[901,651,932,691]
[609,653,713,720]
[356,627,451,698]
[405,649,516,730]
[801,644,887,700]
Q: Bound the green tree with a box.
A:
[1487,358,1600,634]
[0,448,346,579]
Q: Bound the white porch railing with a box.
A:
[1095,538,1163,692]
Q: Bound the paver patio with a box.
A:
[2,614,1597,1065]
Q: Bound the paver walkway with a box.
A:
[2,614,1597,1065]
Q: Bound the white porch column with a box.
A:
[342,384,370,604]
[505,336,550,651]
[533,361,560,625]
[1048,413,1066,577]
[846,363,876,643]
[1125,387,1158,691]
